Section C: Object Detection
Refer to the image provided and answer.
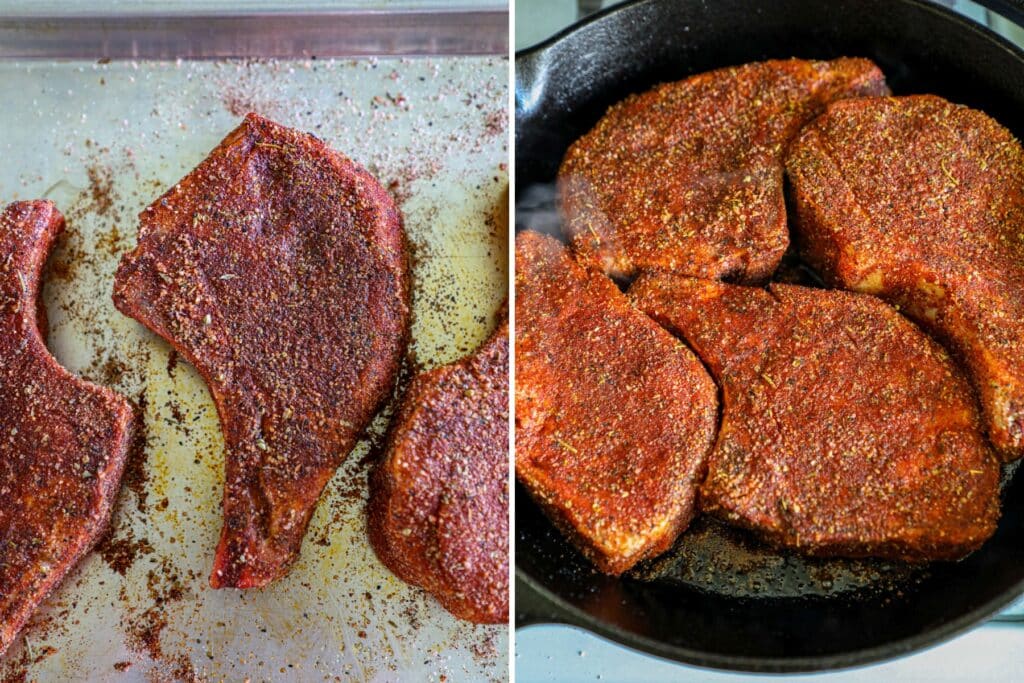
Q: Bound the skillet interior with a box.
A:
[515,0,1024,671]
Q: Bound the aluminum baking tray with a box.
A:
[0,12,509,682]
[0,3,508,59]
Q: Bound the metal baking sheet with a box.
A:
[0,55,509,682]
[0,11,508,59]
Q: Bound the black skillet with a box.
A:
[515,0,1024,672]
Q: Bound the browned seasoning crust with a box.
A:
[515,231,718,575]
[368,306,508,624]
[785,95,1024,460]
[112,113,411,589]
[558,57,889,281]
[630,275,1000,560]
[0,201,134,657]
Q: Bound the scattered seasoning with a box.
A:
[555,438,578,454]
[98,535,155,576]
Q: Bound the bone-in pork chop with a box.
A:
[1,201,134,657]
[369,306,508,624]
[515,231,717,574]
[559,58,888,280]
[113,114,411,589]
[785,94,1024,460]
[630,274,1000,560]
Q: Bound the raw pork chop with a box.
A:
[559,57,888,280]
[786,94,1024,459]
[631,274,1000,560]
[515,231,717,574]
[113,114,411,588]
[1,201,134,656]
[369,306,508,624]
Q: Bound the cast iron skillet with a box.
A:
[515,0,1024,673]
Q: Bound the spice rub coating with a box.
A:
[559,57,888,281]
[515,231,718,574]
[1,201,134,657]
[369,306,508,624]
[630,275,1000,560]
[786,95,1024,460]
[113,114,410,589]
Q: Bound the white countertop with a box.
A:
[1,0,506,16]
[517,621,1024,682]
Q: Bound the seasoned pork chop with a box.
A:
[631,275,1000,560]
[559,57,888,280]
[369,306,508,624]
[113,114,411,588]
[1,201,134,656]
[786,95,1024,460]
[515,231,717,574]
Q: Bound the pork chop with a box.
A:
[559,57,889,281]
[113,114,411,589]
[785,94,1024,460]
[1,201,134,657]
[515,231,718,574]
[369,306,508,624]
[630,274,1000,560]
